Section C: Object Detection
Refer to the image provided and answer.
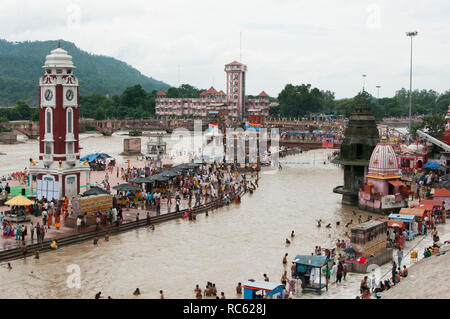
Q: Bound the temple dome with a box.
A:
[407,143,426,153]
[43,46,75,69]
[367,137,401,179]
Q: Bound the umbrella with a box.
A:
[161,170,180,178]
[130,177,151,184]
[5,195,34,206]
[112,183,141,192]
[150,174,170,182]
[82,186,110,197]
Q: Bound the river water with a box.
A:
[0,133,379,299]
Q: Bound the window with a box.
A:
[56,69,62,74]
[45,142,52,154]
[46,69,51,74]
[67,108,73,134]
[46,108,52,134]
[67,142,74,154]
[67,69,72,74]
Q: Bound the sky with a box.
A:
[2,0,449,99]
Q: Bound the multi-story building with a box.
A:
[155,61,270,120]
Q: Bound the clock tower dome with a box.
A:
[29,42,90,200]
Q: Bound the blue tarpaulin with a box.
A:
[80,153,111,162]
[423,161,442,169]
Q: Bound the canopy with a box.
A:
[293,255,328,268]
[160,170,180,178]
[420,199,444,207]
[242,281,282,292]
[5,195,34,206]
[82,186,110,197]
[423,161,442,169]
[399,207,427,217]
[80,153,112,163]
[388,220,405,228]
[130,177,151,184]
[149,174,170,182]
[112,183,141,192]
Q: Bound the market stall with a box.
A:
[3,195,33,223]
[292,255,329,293]
[242,281,284,299]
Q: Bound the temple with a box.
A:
[358,137,409,213]
[332,94,380,205]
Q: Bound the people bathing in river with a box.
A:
[236,282,242,295]
[282,253,288,264]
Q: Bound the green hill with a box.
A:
[0,39,170,106]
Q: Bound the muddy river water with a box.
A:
[0,133,384,299]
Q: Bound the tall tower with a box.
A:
[225,61,247,120]
[332,94,380,205]
[29,43,90,200]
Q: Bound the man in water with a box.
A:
[282,253,288,264]
[264,274,269,282]
[236,282,242,294]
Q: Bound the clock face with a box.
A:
[66,89,74,101]
[44,89,53,101]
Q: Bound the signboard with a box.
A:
[36,179,59,200]
[381,195,404,209]
[78,194,113,214]
[322,137,334,148]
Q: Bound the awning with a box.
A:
[399,207,426,217]
[388,181,407,188]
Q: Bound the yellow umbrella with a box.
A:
[5,195,34,206]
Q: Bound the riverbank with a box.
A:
[382,245,450,299]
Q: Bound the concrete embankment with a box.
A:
[0,193,243,263]
[382,246,450,299]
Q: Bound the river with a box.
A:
[0,133,378,299]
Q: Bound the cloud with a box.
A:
[1,0,449,98]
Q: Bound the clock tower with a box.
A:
[29,43,90,200]
[225,61,247,120]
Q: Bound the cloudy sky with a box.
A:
[2,0,449,98]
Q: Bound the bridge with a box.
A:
[0,121,39,139]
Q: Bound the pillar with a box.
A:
[86,171,91,190]
[28,174,33,197]
[58,173,63,199]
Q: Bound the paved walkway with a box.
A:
[1,160,255,252]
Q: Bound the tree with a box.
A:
[422,114,446,138]
[94,107,106,120]
[277,84,328,117]
[167,87,180,98]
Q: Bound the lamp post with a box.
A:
[362,74,367,92]
[376,85,381,99]
[406,31,418,138]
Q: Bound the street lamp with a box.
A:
[362,74,367,92]
[376,85,381,99]
[406,31,418,137]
